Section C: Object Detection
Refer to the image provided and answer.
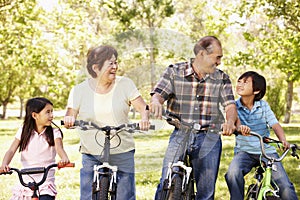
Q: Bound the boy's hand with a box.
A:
[238,125,250,136]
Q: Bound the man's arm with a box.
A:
[222,103,238,136]
[150,93,165,119]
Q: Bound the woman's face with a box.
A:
[97,54,118,82]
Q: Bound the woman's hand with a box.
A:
[63,116,75,128]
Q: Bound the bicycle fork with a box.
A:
[258,165,280,199]
[93,162,118,192]
[166,161,192,192]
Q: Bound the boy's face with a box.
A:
[236,76,254,96]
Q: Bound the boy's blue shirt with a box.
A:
[235,98,278,154]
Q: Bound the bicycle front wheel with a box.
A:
[169,174,183,200]
[246,184,258,200]
[92,176,109,200]
[183,177,195,200]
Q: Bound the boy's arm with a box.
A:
[272,123,289,150]
[55,138,70,164]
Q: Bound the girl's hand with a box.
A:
[59,158,70,166]
[0,165,10,173]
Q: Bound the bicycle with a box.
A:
[0,162,75,200]
[159,115,213,200]
[63,120,155,200]
[244,131,300,200]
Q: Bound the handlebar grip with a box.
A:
[58,162,75,169]
[60,120,81,126]
[0,171,13,175]
[150,125,155,130]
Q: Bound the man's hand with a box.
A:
[222,120,236,136]
[150,93,164,119]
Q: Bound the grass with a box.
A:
[0,119,299,199]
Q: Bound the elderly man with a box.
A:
[151,36,237,200]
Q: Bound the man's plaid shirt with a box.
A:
[152,60,235,128]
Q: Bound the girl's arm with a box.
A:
[131,96,150,131]
[0,138,20,172]
[272,123,289,150]
[55,138,70,164]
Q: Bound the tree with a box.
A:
[0,0,55,119]
[100,0,175,89]
[232,0,300,123]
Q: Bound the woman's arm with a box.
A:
[0,138,20,172]
[63,108,79,128]
[131,96,150,130]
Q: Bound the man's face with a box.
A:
[197,43,223,74]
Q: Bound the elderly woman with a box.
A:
[64,45,150,200]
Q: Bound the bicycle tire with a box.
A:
[183,177,195,200]
[98,176,109,200]
[160,179,171,200]
[265,197,280,200]
[169,174,183,200]
[92,181,100,200]
[246,184,258,200]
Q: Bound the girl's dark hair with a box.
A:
[19,97,63,152]
[238,71,266,101]
[86,45,118,78]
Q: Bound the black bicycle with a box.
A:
[0,163,75,200]
[64,120,155,200]
[160,115,212,200]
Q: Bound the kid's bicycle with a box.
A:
[63,120,155,200]
[245,131,299,200]
[0,162,75,200]
[159,115,212,200]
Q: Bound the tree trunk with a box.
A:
[1,102,8,119]
[19,97,24,119]
[283,74,293,123]
[150,27,156,90]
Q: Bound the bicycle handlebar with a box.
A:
[0,163,75,188]
[61,120,155,132]
[248,131,299,162]
[162,115,210,132]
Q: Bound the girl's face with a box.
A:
[33,103,54,127]
[236,76,254,96]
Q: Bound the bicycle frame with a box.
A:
[67,120,154,200]
[160,115,211,200]
[246,131,299,200]
[0,163,75,200]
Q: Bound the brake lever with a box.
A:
[291,146,299,159]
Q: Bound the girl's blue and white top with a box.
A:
[235,98,278,154]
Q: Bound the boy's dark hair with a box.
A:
[19,97,62,152]
[238,71,266,101]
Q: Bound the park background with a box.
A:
[0,0,300,199]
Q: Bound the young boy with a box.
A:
[225,71,298,200]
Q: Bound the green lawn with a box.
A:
[0,119,299,200]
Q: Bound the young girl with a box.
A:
[0,97,70,200]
